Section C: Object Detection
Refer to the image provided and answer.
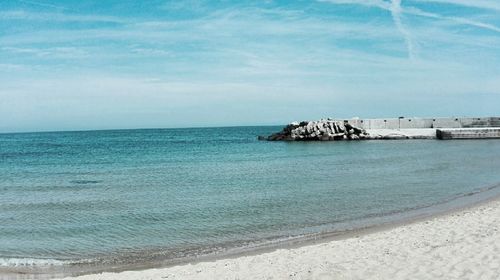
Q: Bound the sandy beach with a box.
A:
[57,197,500,280]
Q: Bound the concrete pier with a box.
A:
[436,128,500,140]
[342,116,500,140]
[338,117,500,130]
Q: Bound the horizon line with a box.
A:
[2,115,498,135]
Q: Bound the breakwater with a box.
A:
[259,120,369,141]
[261,117,500,141]
[339,116,500,130]
[437,128,500,140]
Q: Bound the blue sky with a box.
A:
[0,0,499,132]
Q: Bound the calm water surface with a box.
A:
[1,126,500,270]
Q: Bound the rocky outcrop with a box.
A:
[261,119,368,141]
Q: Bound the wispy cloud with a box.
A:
[318,0,390,10]
[405,6,500,33]
[0,63,27,71]
[319,0,500,59]
[390,0,416,59]
[1,46,89,59]
[1,1,499,131]
[17,0,68,11]
[0,10,126,23]
[414,0,500,12]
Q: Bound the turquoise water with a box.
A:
[1,126,500,270]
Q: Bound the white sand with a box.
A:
[60,199,500,280]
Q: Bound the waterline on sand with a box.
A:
[4,181,500,279]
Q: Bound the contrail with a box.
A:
[407,7,500,33]
[390,0,416,60]
[414,0,500,12]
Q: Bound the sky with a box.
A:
[0,0,499,132]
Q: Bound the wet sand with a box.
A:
[56,196,500,280]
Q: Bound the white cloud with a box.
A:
[405,7,500,33]
[318,0,500,56]
[318,0,391,10]
[17,0,68,10]
[414,0,500,12]
[0,10,126,23]
[1,46,89,59]
[1,2,499,131]
[0,63,27,71]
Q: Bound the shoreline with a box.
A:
[3,182,500,279]
[61,189,500,279]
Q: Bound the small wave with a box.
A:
[0,258,68,267]
[70,180,102,185]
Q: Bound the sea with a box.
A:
[1,126,500,276]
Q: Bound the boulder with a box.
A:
[260,119,368,141]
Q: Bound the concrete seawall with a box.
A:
[341,117,500,140]
[338,117,500,130]
[437,128,500,140]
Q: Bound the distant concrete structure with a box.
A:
[338,117,500,130]
[261,117,500,141]
[437,128,500,140]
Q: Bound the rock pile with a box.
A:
[260,119,369,141]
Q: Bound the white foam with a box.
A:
[0,257,67,267]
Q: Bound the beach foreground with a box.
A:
[59,198,500,280]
